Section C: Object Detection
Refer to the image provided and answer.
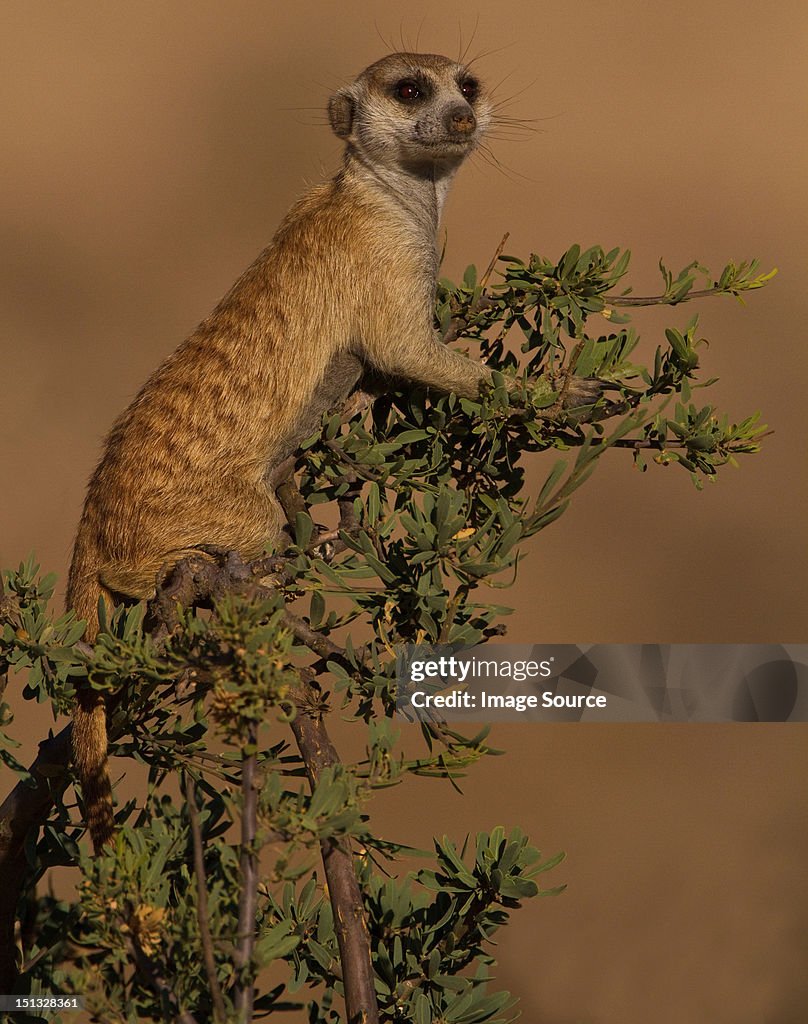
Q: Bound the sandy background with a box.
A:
[2,2,807,1021]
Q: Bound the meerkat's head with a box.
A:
[329,53,491,177]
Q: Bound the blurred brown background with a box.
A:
[2,2,807,1021]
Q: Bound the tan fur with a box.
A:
[68,53,497,852]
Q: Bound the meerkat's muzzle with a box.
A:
[445,103,477,137]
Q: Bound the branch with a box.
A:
[0,727,72,991]
[233,722,259,1024]
[289,673,379,1024]
[282,609,372,692]
[282,610,347,661]
[185,774,227,1024]
[276,476,308,527]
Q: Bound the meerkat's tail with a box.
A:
[66,533,117,854]
[73,689,116,854]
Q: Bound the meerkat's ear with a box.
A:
[328,87,356,138]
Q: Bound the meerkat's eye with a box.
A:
[394,79,421,101]
[460,78,479,102]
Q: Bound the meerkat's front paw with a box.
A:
[529,371,604,422]
[552,372,604,410]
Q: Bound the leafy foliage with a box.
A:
[0,243,771,1023]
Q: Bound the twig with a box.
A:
[479,231,510,292]
[0,573,13,704]
[185,774,227,1024]
[275,398,377,526]
[337,477,361,533]
[553,435,767,452]
[609,287,721,307]
[609,438,692,450]
[339,477,386,559]
[233,721,259,1024]
[282,611,371,684]
[443,297,496,345]
[276,476,308,528]
[305,528,342,550]
[322,440,390,485]
[443,232,509,345]
[282,610,346,661]
[438,586,467,645]
[338,389,376,424]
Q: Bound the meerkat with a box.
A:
[67,52,577,853]
[68,52,500,852]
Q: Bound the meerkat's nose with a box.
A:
[445,103,476,135]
